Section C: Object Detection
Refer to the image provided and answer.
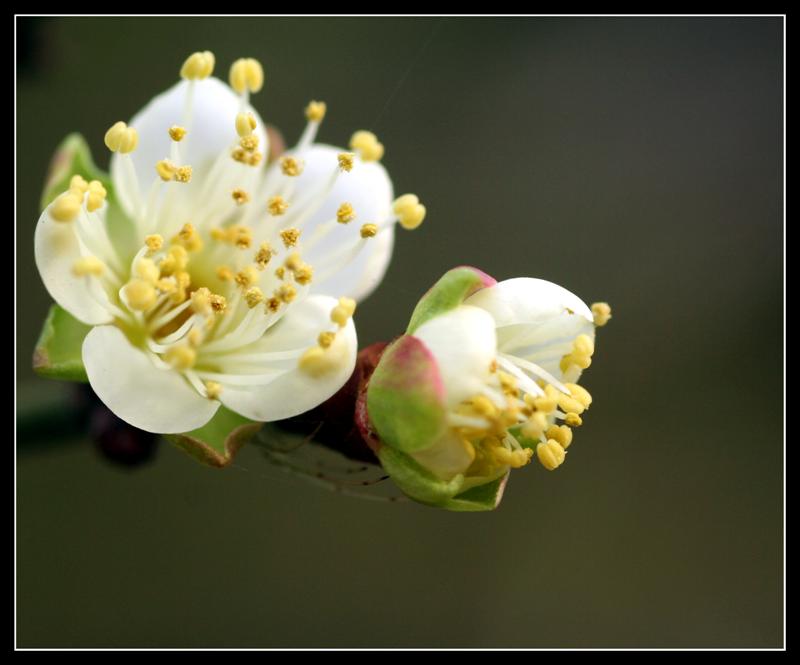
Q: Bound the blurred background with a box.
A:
[16,17,783,648]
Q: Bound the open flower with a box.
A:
[364,267,612,510]
[34,51,426,434]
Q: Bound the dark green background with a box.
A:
[16,17,783,648]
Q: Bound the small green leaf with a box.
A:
[40,133,114,212]
[406,266,496,334]
[166,407,263,468]
[440,473,509,512]
[32,304,91,382]
[377,445,466,505]
[366,335,446,453]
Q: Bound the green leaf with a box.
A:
[39,133,114,212]
[166,407,263,468]
[406,266,496,334]
[440,473,509,512]
[32,304,91,382]
[366,335,446,453]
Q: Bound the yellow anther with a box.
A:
[564,412,583,428]
[180,51,215,80]
[232,188,250,206]
[85,180,107,212]
[204,381,222,400]
[331,297,356,327]
[235,265,260,288]
[209,294,227,314]
[244,286,265,309]
[337,152,355,172]
[521,412,549,439]
[546,424,573,450]
[360,223,378,238]
[216,265,234,282]
[145,234,164,254]
[493,446,533,469]
[239,134,259,152]
[50,193,82,222]
[235,112,257,138]
[267,196,288,216]
[176,271,191,290]
[229,57,264,94]
[266,297,281,313]
[298,347,332,377]
[168,126,187,142]
[164,345,196,370]
[123,279,157,311]
[69,175,89,194]
[293,264,314,285]
[574,334,595,357]
[254,242,274,268]
[175,166,193,183]
[533,395,558,414]
[247,152,263,167]
[470,395,498,418]
[565,383,593,409]
[231,147,247,163]
[156,277,176,293]
[275,283,297,304]
[104,121,138,153]
[305,100,327,122]
[591,301,612,327]
[393,193,426,230]
[560,353,592,373]
[135,258,160,285]
[557,392,586,416]
[159,245,189,276]
[156,159,177,182]
[190,287,212,315]
[173,223,203,252]
[284,252,303,272]
[72,256,105,277]
[280,228,301,248]
[349,130,384,162]
[274,266,286,280]
[233,225,253,249]
[498,371,519,396]
[537,439,566,471]
[280,156,303,177]
[337,202,356,224]
[318,331,336,349]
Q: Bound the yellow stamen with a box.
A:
[574,334,595,357]
[235,266,260,288]
[318,331,336,349]
[360,223,378,238]
[135,257,160,285]
[229,57,264,94]
[104,121,138,153]
[72,256,105,277]
[267,196,288,216]
[280,228,301,248]
[557,392,586,416]
[591,302,612,327]
[393,193,426,230]
[255,242,274,268]
[174,166,193,183]
[521,412,549,439]
[204,381,222,400]
[85,181,107,212]
[187,329,203,347]
[280,156,303,177]
[168,126,187,142]
[244,287,265,308]
[232,188,250,206]
[50,193,82,222]
[235,112,257,138]
[564,412,583,427]
[216,266,234,281]
[123,279,157,311]
[565,383,592,409]
[180,51,215,80]
[546,424,573,450]
[305,100,327,122]
[537,440,566,471]
[191,287,213,315]
[331,297,356,327]
[275,283,297,304]
[349,130,384,162]
[174,223,203,252]
[239,134,259,152]
[274,266,286,280]
[266,297,281,313]
[337,152,355,172]
[209,294,227,313]
[145,234,164,254]
[533,395,557,414]
[293,264,314,285]
[156,159,177,182]
[336,202,356,224]
[493,446,533,469]
[69,175,89,194]
[164,345,196,370]
[156,277,176,293]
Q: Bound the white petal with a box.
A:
[411,432,475,481]
[34,207,113,325]
[111,77,268,219]
[290,144,395,302]
[465,278,595,378]
[83,325,219,433]
[216,295,357,421]
[412,305,497,408]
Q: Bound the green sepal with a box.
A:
[377,445,466,505]
[366,335,446,453]
[406,266,496,334]
[32,304,91,382]
[39,133,114,212]
[166,407,263,469]
[440,473,509,512]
